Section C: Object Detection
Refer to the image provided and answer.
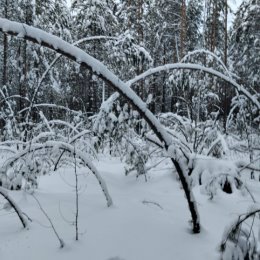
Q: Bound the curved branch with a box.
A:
[0,95,31,105]
[19,103,81,115]
[47,120,80,134]
[31,35,118,101]
[0,145,16,153]
[0,18,200,233]
[0,141,113,207]
[180,49,235,78]
[220,207,260,251]
[53,130,97,171]
[26,36,119,123]
[0,187,28,228]
[127,64,260,111]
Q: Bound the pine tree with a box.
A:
[230,0,260,92]
[69,0,118,113]
[186,0,203,52]
[0,0,71,140]
[204,0,226,55]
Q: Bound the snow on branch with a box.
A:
[0,18,199,233]
[220,206,260,259]
[0,141,112,207]
[127,63,260,111]
[29,35,119,108]
[180,49,235,78]
[0,187,28,228]
[0,18,172,147]
[19,103,81,115]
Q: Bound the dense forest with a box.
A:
[1,0,259,119]
[0,1,259,259]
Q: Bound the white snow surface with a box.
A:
[0,155,259,260]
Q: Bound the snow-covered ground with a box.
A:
[0,155,259,260]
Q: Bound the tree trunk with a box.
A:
[180,0,187,59]
[137,0,144,99]
[223,0,228,131]
[2,0,8,88]
[0,19,202,233]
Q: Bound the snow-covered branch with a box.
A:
[19,103,81,115]
[0,18,199,233]
[0,187,28,228]
[180,49,235,78]
[0,141,112,207]
[127,63,260,111]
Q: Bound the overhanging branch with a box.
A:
[0,18,200,233]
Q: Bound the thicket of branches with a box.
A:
[0,0,259,258]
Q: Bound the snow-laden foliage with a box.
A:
[230,0,260,92]
[220,207,260,260]
[0,139,113,207]
[0,109,95,187]
[92,92,153,179]
[0,0,259,244]
[167,49,234,126]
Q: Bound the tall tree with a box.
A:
[204,0,226,55]
[70,0,118,113]
[186,0,203,52]
[230,0,260,92]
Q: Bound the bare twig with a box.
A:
[31,193,64,248]
[142,200,163,210]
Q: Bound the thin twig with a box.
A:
[31,193,64,248]
[142,200,163,210]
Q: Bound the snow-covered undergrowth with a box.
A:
[0,154,260,260]
[0,18,259,259]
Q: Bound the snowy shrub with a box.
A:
[158,112,228,158]
[124,136,149,180]
[220,207,260,260]
[167,49,228,123]
[0,144,58,190]
[93,93,121,153]
[189,157,238,185]
[92,92,152,177]
[3,16,259,234]
[0,116,95,191]
[0,141,112,206]
[201,174,244,199]
[93,95,161,180]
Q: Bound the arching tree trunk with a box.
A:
[11,18,260,234]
